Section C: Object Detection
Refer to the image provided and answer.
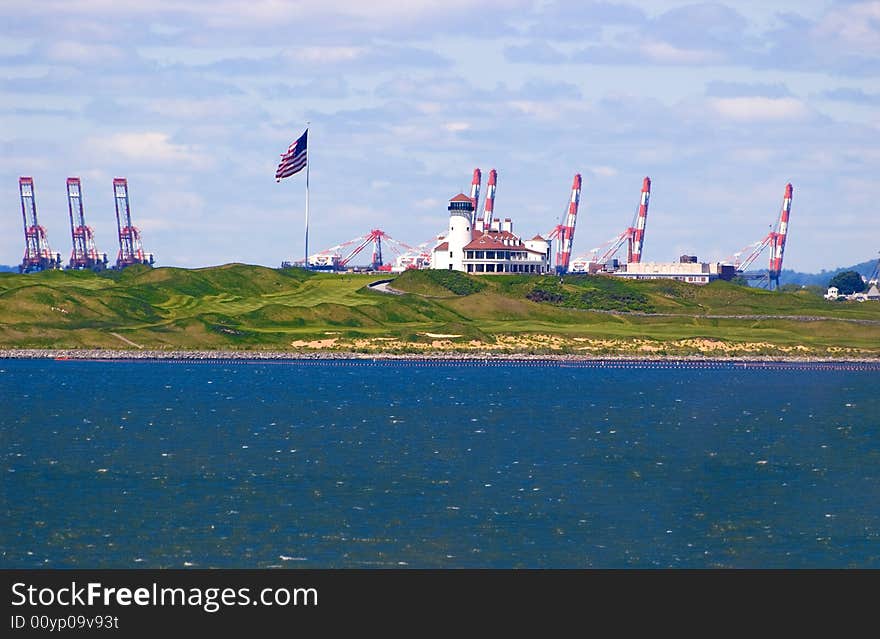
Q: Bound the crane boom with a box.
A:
[628,177,651,263]
[481,169,497,232]
[555,173,582,274]
[19,177,58,272]
[768,183,793,288]
[67,178,104,269]
[470,169,482,228]
[113,178,152,269]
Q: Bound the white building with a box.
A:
[614,260,735,284]
[432,193,551,274]
[824,286,839,300]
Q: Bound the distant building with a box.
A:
[432,193,551,274]
[866,285,880,301]
[824,286,839,300]
[614,260,735,284]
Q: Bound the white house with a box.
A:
[432,193,551,274]
[824,286,839,300]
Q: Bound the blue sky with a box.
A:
[1,1,878,271]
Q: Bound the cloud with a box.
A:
[504,43,568,64]
[524,1,646,40]
[820,87,880,104]
[709,97,810,122]
[640,41,722,65]
[813,1,880,56]
[45,41,128,64]
[589,166,618,178]
[705,81,792,98]
[85,132,211,169]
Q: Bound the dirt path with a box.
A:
[368,279,405,295]
[110,332,144,349]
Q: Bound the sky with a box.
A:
[1,0,879,272]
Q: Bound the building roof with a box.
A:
[463,232,545,255]
[530,235,546,241]
[867,284,880,298]
[433,241,449,252]
[449,193,473,203]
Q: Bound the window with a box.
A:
[449,251,453,258]
[476,264,484,272]
[476,251,484,259]
[467,264,473,272]
[448,264,453,270]
[486,251,495,259]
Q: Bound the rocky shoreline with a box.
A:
[1,348,879,364]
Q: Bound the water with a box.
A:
[2,359,879,568]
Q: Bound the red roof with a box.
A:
[531,235,546,241]
[449,193,473,203]
[433,241,449,251]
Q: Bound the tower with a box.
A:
[440,193,475,271]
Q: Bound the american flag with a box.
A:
[275,130,308,182]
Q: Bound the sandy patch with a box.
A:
[290,338,338,348]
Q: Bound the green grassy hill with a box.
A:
[0,264,878,357]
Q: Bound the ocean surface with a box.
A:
[2,358,879,568]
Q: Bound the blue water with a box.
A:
[2,359,879,568]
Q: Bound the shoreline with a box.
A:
[2,348,879,365]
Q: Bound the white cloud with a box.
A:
[444,122,471,132]
[416,198,441,210]
[45,41,127,63]
[281,46,364,64]
[710,97,809,122]
[589,166,618,178]
[641,41,721,65]
[814,1,880,56]
[85,132,210,169]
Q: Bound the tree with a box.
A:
[828,270,866,295]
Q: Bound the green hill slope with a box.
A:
[0,264,878,357]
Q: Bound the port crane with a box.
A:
[113,178,153,269]
[308,229,422,271]
[66,177,106,270]
[469,169,481,228]
[725,183,793,290]
[569,177,651,272]
[478,169,497,233]
[545,174,582,274]
[18,177,60,273]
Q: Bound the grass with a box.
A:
[0,264,878,356]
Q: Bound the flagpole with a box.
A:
[304,122,310,268]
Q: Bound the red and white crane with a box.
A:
[18,177,60,273]
[768,183,793,287]
[308,229,421,271]
[113,178,153,269]
[470,168,482,229]
[629,177,651,264]
[67,177,106,270]
[549,173,582,274]
[725,183,793,289]
[569,177,651,272]
[479,169,497,233]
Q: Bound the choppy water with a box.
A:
[2,359,879,568]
